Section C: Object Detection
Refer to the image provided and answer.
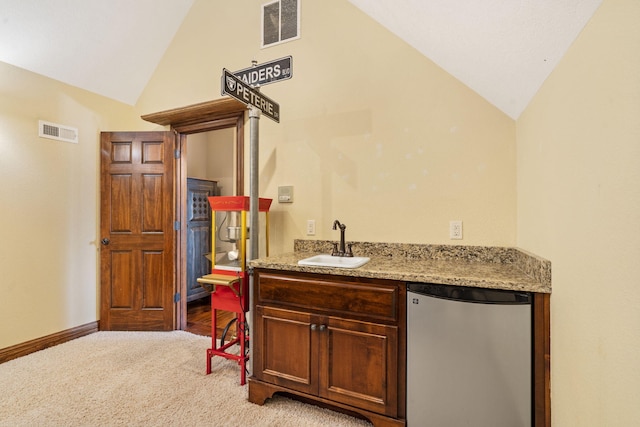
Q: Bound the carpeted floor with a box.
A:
[0,331,372,427]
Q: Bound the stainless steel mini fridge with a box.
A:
[407,283,532,427]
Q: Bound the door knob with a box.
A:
[310,324,317,331]
[319,324,326,331]
[101,238,110,245]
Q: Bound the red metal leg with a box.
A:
[206,300,249,384]
[206,348,212,375]
[206,297,218,375]
[205,278,249,384]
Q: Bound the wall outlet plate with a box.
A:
[450,220,463,239]
[306,219,316,236]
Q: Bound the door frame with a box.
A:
[141,98,247,329]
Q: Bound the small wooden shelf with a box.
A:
[197,274,241,296]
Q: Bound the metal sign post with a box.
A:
[221,59,289,262]
[220,61,289,372]
[249,106,260,263]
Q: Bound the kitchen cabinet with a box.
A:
[249,243,551,426]
[249,269,406,427]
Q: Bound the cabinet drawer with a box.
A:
[255,271,399,323]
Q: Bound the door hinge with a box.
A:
[174,221,180,230]
[174,293,180,303]
[174,149,180,159]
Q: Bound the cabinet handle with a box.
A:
[310,324,317,331]
[319,324,326,331]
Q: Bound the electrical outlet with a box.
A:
[306,220,316,236]
[449,220,463,240]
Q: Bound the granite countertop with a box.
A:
[249,240,551,294]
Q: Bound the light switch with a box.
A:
[278,185,293,203]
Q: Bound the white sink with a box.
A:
[298,254,370,269]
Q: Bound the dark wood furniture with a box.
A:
[249,269,406,427]
[533,293,551,427]
[185,178,217,302]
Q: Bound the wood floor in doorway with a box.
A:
[186,297,237,338]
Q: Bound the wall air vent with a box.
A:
[38,120,78,144]
[262,0,300,48]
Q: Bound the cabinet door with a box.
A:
[253,305,319,395]
[319,316,399,417]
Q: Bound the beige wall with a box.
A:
[0,61,144,348]
[137,0,517,254]
[185,132,210,180]
[186,128,235,196]
[3,0,637,424]
[517,0,640,424]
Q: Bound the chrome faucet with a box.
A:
[332,220,353,257]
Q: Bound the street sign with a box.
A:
[232,56,292,87]
[221,69,280,123]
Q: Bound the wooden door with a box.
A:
[100,131,175,331]
[186,178,217,302]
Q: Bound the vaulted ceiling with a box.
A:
[0,0,602,119]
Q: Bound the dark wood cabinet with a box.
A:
[249,269,406,427]
[186,178,217,302]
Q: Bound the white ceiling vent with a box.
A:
[38,120,78,143]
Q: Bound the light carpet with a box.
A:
[0,331,371,426]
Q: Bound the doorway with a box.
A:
[140,98,247,331]
[184,128,236,336]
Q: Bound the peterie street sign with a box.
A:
[232,56,292,87]
[221,69,280,123]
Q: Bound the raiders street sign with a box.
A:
[221,69,280,123]
[232,56,292,87]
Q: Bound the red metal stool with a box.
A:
[197,273,249,385]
